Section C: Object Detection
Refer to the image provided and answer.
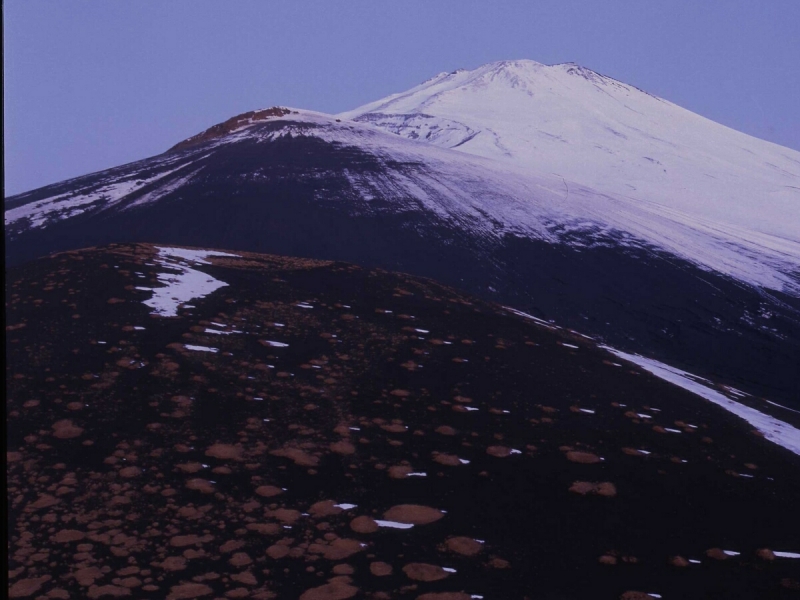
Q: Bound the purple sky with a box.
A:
[4,0,800,196]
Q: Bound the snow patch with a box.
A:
[140,247,238,317]
[375,520,415,530]
[185,344,219,353]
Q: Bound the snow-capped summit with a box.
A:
[341,59,800,248]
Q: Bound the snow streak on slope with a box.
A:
[341,60,800,290]
[604,346,800,457]
[5,152,210,229]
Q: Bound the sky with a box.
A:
[4,0,800,196]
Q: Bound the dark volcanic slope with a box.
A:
[6,114,800,408]
[6,244,800,600]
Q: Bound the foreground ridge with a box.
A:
[6,243,800,599]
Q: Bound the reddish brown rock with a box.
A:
[87,585,131,598]
[433,453,462,466]
[119,466,141,478]
[332,564,355,575]
[323,539,365,560]
[381,423,408,433]
[52,419,83,439]
[402,563,450,582]
[486,446,513,458]
[255,485,283,498]
[159,557,187,571]
[350,516,379,533]
[370,562,393,576]
[595,482,617,497]
[220,540,245,554]
[73,567,103,586]
[246,523,281,535]
[176,463,204,473]
[330,441,356,455]
[186,478,215,493]
[170,534,213,547]
[569,481,617,497]
[9,576,52,598]
[266,544,290,559]
[270,447,319,467]
[205,443,243,460]
[309,500,343,517]
[265,508,302,523]
[445,536,482,556]
[669,555,689,567]
[52,529,86,543]
[167,583,213,599]
[705,548,729,560]
[298,580,358,600]
[622,448,647,457]
[177,506,203,519]
[231,572,257,586]
[29,494,60,510]
[565,451,601,464]
[384,504,444,525]
[229,552,253,567]
[388,465,413,479]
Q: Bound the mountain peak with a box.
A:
[169,106,297,152]
[442,59,628,92]
[483,58,546,71]
[475,59,548,87]
[341,57,800,244]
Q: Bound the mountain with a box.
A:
[341,59,800,256]
[5,62,800,407]
[7,243,800,600]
